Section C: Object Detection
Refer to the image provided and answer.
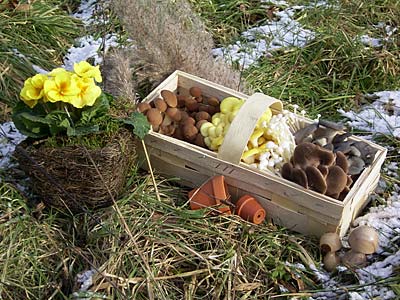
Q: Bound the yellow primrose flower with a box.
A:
[20,74,48,108]
[73,61,102,83]
[48,67,72,77]
[44,71,80,105]
[70,77,101,108]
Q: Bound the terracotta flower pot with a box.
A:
[188,175,231,214]
[235,195,266,224]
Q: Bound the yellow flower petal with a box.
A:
[74,61,102,83]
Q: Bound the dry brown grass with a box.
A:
[111,0,246,93]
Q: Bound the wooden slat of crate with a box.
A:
[140,70,387,237]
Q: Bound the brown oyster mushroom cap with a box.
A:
[182,124,198,141]
[166,107,182,122]
[294,123,318,145]
[320,232,342,253]
[323,252,341,272]
[161,90,178,107]
[137,102,151,114]
[338,186,350,201]
[305,166,327,194]
[348,225,379,254]
[316,147,335,166]
[281,162,294,181]
[292,168,308,189]
[146,108,163,129]
[194,133,206,147]
[342,250,367,268]
[335,151,349,173]
[326,166,348,197]
[185,98,200,112]
[195,111,211,122]
[317,165,329,177]
[189,86,202,98]
[293,142,319,168]
[154,98,168,112]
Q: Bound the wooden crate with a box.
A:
[138,70,387,237]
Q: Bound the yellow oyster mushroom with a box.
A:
[200,122,214,137]
[242,148,262,160]
[20,74,48,108]
[249,128,264,148]
[73,77,102,108]
[256,108,273,128]
[210,135,224,149]
[44,71,80,105]
[74,61,102,83]
[220,97,243,114]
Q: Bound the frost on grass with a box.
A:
[0,122,26,170]
[213,4,316,68]
[339,91,400,138]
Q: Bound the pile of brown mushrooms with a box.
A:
[137,87,220,147]
[320,226,379,272]
[282,142,353,200]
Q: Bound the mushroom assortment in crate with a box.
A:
[138,86,374,201]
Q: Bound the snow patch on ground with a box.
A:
[0,122,26,170]
[339,91,400,138]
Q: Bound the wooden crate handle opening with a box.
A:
[218,93,283,164]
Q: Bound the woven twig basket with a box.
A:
[15,129,136,213]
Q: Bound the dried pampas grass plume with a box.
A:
[111,0,246,92]
[102,48,136,102]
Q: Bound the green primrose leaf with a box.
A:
[122,111,150,140]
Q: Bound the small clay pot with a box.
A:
[235,195,266,224]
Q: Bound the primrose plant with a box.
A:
[12,61,150,140]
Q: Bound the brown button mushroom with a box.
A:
[326,166,348,197]
[323,252,341,272]
[146,108,163,130]
[173,126,184,140]
[194,133,206,147]
[182,124,198,141]
[195,111,211,122]
[159,124,175,136]
[348,225,379,254]
[177,95,188,108]
[137,102,151,114]
[181,117,196,127]
[189,86,202,98]
[292,168,308,189]
[207,96,220,107]
[319,232,342,254]
[185,98,200,112]
[161,90,177,107]
[166,107,182,122]
[199,104,210,113]
[180,111,190,122]
[335,151,349,173]
[305,166,327,194]
[342,250,367,267]
[153,98,168,112]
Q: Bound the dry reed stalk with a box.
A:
[111,0,246,92]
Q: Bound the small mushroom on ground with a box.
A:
[323,252,341,272]
[161,90,177,107]
[342,250,367,267]
[306,166,327,194]
[348,225,379,254]
[320,232,342,254]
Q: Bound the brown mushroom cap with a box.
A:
[153,98,168,112]
[320,232,342,253]
[317,165,329,177]
[146,108,163,128]
[159,124,175,136]
[342,250,367,267]
[180,111,190,122]
[292,167,308,189]
[173,126,184,140]
[177,95,188,108]
[348,225,379,254]
[281,162,293,181]
[207,105,217,115]
[182,124,198,141]
[293,143,319,168]
[161,90,177,107]
[185,98,200,112]
[189,86,202,98]
[194,133,206,147]
[323,252,341,272]
[326,166,348,197]
[196,119,209,131]
[305,166,327,194]
[166,107,182,122]
[336,151,349,173]
[137,102,151,114]
[181,117,196,127]
[195,111,211,122]
[316,147,335,166]
[199,104,210,113]
[207,96,220,107]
